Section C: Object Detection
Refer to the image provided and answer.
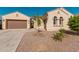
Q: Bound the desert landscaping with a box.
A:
[16,30,79,52]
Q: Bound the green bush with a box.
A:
[68,16,79,32]
[53,29,64,41]
[59,29,64,37]
[59,29,64,33]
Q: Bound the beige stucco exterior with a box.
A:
[2,8,74,31]
[46,8,73,31]
[2,12,30,29]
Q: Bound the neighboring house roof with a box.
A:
[47,7,73,16]
[2,11,30,20]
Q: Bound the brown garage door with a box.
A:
[6,20,27,29]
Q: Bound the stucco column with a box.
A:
[27,20,30,29]
[2,18,6,30]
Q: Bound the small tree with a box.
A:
[68,16,79,32]
[36,16,42,27]
[42,13,48,31]
[34,16,42,32]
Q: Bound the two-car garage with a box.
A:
[2,12,30,29]
[6,20,27,29]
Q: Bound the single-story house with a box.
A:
[2,8,74,31]
[44,8,73,31]
[2,12,30,29]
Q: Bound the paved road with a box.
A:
[0,29,27,52]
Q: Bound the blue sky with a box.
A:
[0,7,79,16]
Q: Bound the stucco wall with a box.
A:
[2,12,30,29]
[47,8,73,31]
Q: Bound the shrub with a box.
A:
[68,16,79,32]
[59,29,65,37]
[59,28,64,33]
[53,29,64,41]
[53,32,62,41]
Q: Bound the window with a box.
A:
[53,16,57,26]
[59,17,63,26]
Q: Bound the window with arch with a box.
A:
[53,16,57,26]
[59,17,63,26]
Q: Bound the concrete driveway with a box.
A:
[0,29,26,52]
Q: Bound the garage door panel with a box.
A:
[7,20,27,29]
